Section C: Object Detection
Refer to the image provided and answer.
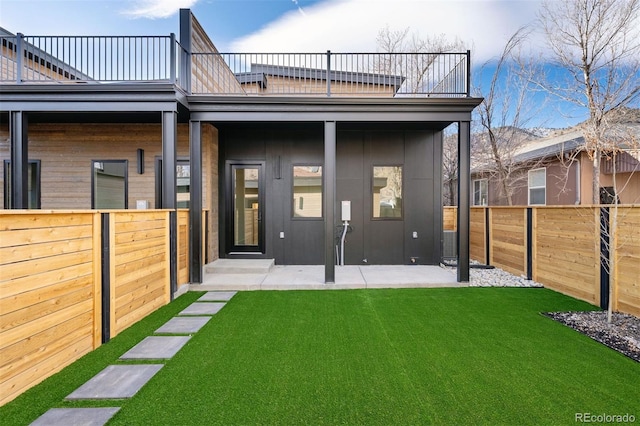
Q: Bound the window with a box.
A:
[92,160,128,209]
[293,165,322,218]
[3,160,41,208]
[528,168,546,205]
[154,159,190,208]
[177,162,190,208]
[373,166,402,218]
[472,179,488,206]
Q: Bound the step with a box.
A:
[204,258,274,274]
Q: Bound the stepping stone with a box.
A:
[179,302,225,316]
[66,365,162,400]
[31,407,120,426]
[120,336,190,360]
[198,291,237,302]
[155,316,211,334]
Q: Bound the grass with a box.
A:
[2,288,639,425]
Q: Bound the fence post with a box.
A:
[599,206,610,310]
[484,207,490,265]
[169,210,178,300]
[526,208,533,280]
[100,212,111,343]
[326,50,331,97]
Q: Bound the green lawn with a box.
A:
[2,288,639,425]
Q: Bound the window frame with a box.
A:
[91,159,129,209]
[3,159,41,209]
[372,164,404,220]
[528,167,546,206]
[472,178,488,206]
[291,164,323,220]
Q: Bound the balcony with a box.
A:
[1,33,470,98]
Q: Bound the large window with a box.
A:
[472,179,488,206]
[528,168,546,205]
[373,166,403,219]
[3,160,41,209]
[92,160,128,209]
[293,165,322,218]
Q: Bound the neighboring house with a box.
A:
[470,121,640,206]
[1,10,482,282]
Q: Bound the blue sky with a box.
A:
[0,0,612,128]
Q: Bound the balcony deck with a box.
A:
[1,32,470,98]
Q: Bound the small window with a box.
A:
[92,160,128,209]
[3,160,41,209]
[472,179,488,206]
[528,168,546,205]
[373,166,403,219]
[293,165,322,218]
[177,163,190,209]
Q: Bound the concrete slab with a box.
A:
[66,365,163,400]
[31,408,121,426]
[197,265,463,291]
[360,265,461,288]
[155,316,211,334]
[198,291,237,302]
[179,302,226,315]
[205,258,274,274]
[120,336,190,360]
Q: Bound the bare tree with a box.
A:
[473,27,545,206]
[375,26,465,94]
[537,0,640,204]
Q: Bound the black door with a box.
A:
[226,162,265,253]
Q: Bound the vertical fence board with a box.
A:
[489,207,526,276]
[469,208,485,263]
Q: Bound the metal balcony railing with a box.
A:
[0,33,188,89]
[191,51,469,97]
[1,33,470,97]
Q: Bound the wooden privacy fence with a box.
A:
[443,206,640,317]
[0,209,196,406]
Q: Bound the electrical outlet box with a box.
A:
[341,200,351,221]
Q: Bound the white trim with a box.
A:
[472,178,488,206]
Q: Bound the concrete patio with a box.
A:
[192,260,464,291]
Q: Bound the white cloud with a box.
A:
[122,0,199,19]
[230,0,544,63]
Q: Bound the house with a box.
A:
[470,119,640,206]
[1,9,482,283]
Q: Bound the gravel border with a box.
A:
[441,262,639,362]
[544,311,640,362]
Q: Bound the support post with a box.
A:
[189,120,203,284]
[169,33,176,85]
[457,121,471,282]
[179,9,192,93]
[9,111,28,209]
[161,111,177,209]
[324,121,336,283]
[162,111,178,296]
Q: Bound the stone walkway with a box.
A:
[31,291,236,426]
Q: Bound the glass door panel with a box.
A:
[231,165,263,252]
